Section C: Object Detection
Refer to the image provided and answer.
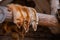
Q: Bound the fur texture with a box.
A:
[1,4,38,40]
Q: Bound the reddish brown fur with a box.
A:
[1,4,37,40]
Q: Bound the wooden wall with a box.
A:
[33,0,51,14]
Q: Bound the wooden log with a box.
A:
[37,13,60,34]
[37,13,58,27]
[3,12,60,34]
[5,12,59,27]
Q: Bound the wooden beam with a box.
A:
[51,0,59,15]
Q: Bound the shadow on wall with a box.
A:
[11,0,36,8]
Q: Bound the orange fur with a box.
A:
[21,6,30,32]
[1,4,38,40]
[31,8,38,31]
[8,4,24,28]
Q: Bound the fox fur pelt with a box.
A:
[1,4,38,40]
